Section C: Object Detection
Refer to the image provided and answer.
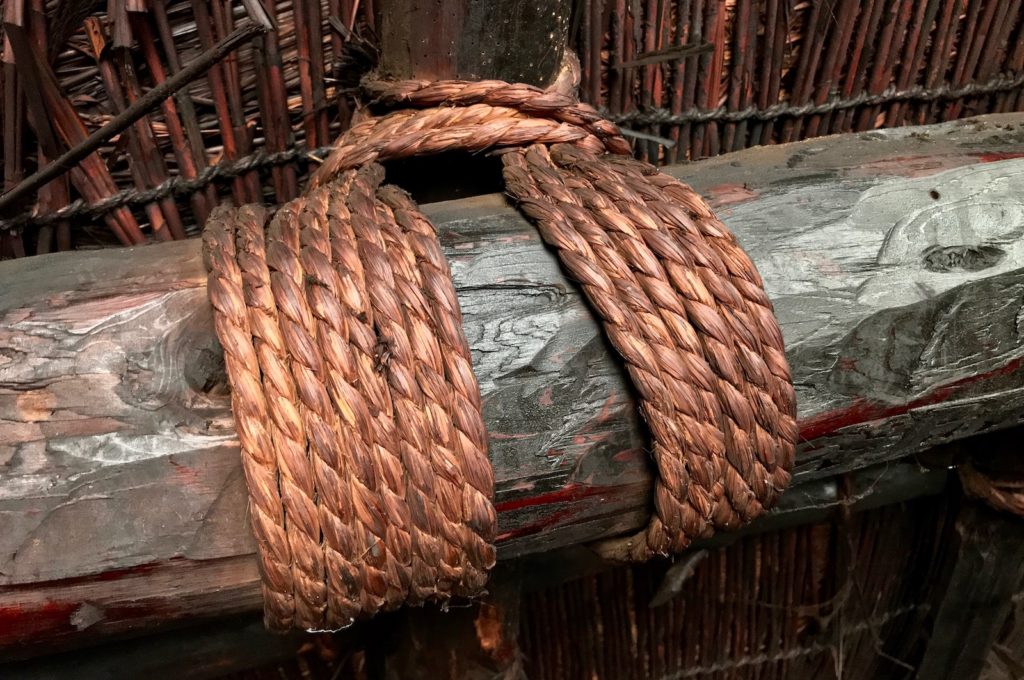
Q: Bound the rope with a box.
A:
[605,72,1024,126]
[204,78,797,630]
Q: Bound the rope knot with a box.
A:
[204,78,797,631]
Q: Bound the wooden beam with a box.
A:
[0,615,306,680]
[2,114,1024,654]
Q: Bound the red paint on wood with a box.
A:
[495,508,577,542]
[705,183,760,208]
[846,154,978,179]
[0,556,261,651]
[500,355,1023,540]
[494,481,644,541]
[975,151,1024,162]
[488,431,538,441]
[612,448,645,463]
[798,398,885,443]
[7,560,164,589]
[494,483,615,513]
[0,601,78,641]
[169,458,199,483]
[0,596,189,645]
[0,561,172,642]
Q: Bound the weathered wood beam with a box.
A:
[2,114,1024,654]
[1,615,306,680]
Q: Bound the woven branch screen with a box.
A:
[1,0,1023,256]
[226,496,960,679]
[518,499,951,680]
[575,0,1024,164]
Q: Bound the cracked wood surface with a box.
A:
[2,114,1024,651]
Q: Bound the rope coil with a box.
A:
[204,78,797,630]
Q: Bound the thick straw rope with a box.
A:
[204,78,797,631]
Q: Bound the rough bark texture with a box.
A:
[2,114,1024,654]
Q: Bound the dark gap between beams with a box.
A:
[381,152,507,204]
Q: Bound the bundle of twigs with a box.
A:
[1,0,1022,258]
[575,0,1024,163]
[519,498,953,680]
[0,0,371,255]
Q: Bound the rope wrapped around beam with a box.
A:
[203,79,797,632]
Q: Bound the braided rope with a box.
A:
[308,103,619,189]
[203,206,296,628]
[204,78,796,629]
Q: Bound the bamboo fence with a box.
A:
[1,0,1023,257]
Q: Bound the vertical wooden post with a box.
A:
[374,0,574,87]
[374,567,525,679]
[366,4,573,674]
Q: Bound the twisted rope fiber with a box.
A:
[959,462,1024,517]
[204,78,796,629]
[552,145,794,522]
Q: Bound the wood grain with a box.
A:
[2,114,1024,652]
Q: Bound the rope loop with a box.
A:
[204,78,797,630]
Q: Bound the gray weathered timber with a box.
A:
[2,114,1024,650]
[0,460,948,667]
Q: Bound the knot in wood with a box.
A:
[203,79,797,630]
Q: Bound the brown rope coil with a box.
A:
[203,78,797,631]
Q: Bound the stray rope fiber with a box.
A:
[9,72,1020,234]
